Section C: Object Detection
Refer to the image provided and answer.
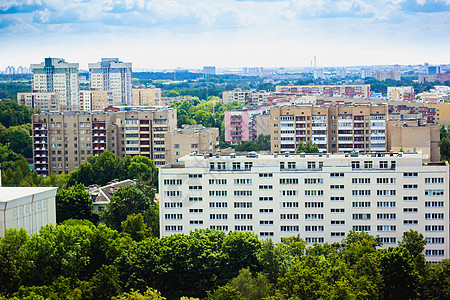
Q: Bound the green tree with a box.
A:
[234,141,259,152]
[165,90,180,97]
[440,137,450,161]
[121,213,152,242]
[7,125,33,158]
[379,247,418,300]
[227,268,272,300]
[101,185,156,232]
[255,134,270,151]
[440,124,449,139]
[295,140,319,153]
[56,183,99,223]
[207,286,245,300]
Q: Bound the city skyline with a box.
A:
[0,0,449,70]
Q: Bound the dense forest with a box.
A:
[0,225,449,300]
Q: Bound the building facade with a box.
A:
[31,58,79,110]
[160,152,449,262]
[387,86,415,101]
[17,92,58,112]
[165,125,219,164]
[275,85,371,99]
[32,108,177,176]
[0,187,57,237]
[270,104,388,154]
[224,107,270,145]
[132,88,162,106]
[89,58,132,106]
[222,89,251,105]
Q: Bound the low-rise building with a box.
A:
[387,87,415,101]
[0,187,57,236]
[160,151,448,262]
[132,88,162,106]
[275,85,371,99]
[87,179,136,212]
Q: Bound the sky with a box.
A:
[0,0,449,70]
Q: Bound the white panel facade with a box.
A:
[160,152,449,262]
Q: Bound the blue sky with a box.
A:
[0,0,449,70]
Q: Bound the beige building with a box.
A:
[132,88,162,106]
[270,104,388,154]
[17,92,58,112]
[91,90,114,111]
[79,90,91,112]
[418,92,448,103]
[165,125,219,164]
[275,85,371,99]
[253,114,271,140]
[222,89,251,104]
[387,87,415,101]
[0,187,57,237]
[387,120,440,162]
[32,107,177,176]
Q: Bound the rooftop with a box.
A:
[0,187,58,203]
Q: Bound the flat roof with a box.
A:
[0,187,58,203]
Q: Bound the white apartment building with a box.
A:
[31,58,79,111]
[89,58,132,106]
[160,151,449,262]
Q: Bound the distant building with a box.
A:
[428,65,441,75]
[203,66,216,75]
[132,88,162,106]
[376,70,400,81]
[91,90,113,111]
[17,92,58,112]
[79,90,92,112]
[0,187,57,237]
[165,125,219,164]
[224,107,270,145]
[275,85,371,99]
[222,89,251,105]
[387,87,415,101]
[89,58,132,106]
[360,69,373,79]
[313,69,324,79]
[31,58,79,111]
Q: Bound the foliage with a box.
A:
[226,268,272,300]
[0,100,34,127]
[234,141,260,152]
[101,185,157,233]
[295,140,319,153]
[255,134,270,151]
[113,288,166,300]
[121,213,153,242]
[55,183,99,224]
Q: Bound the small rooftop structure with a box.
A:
[88,179,136,212]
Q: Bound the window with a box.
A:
[190,220,203,225]
[425,250,445,256]
[377,225,396,232]
[331,196,344,201]
[209,191,227,197]
[380,237,396,244]
[330,172,344,177]
[425,225,445,231]
[189,174,203,178]
[234,191,252,196]
[164,202,182,208]
[377,213,396,220]
[305,225,324,232]
[165,225,183,232]
[260,208,274,213]
[425,189,444,196]
[189,186,202,190]
[210,214,227,220]
[210,225,229,230]
[244,162,253,170]
[282,201,299,208]
[377,190,396,196]
[235,225,253,231]
[403,196,418,201]
[352,202,370,208]
[190,208,203,213]
[331,220,345,225]
[260,232,274,237]
[232,162,241,170]
[260,220,274,225]
[217,162,226,170]
[280,178,299,184]
[305,202,324,208]
[353,213,371,220]
[425,201,444,207]
[165,214,182,220]
[189,197,203,202]
[351,161,360,169]
[426,237,444,244]
[403,208,418,213]
[307,161,316,169]
[403,184,418,189]
[259,173,273,178]
[353,225,370,231]
[259,196,273,201]
[234,202,252,208]
[281,190,298,196]
[331,208,345,213]
[404,172,418,177]
[235,214,252,220]
[280,214,299,220]
[191,144,198,148]
[164,191,182,197]
[305,190,324,196]
[377,178,396,184]
[234,179,252,185]
[364,161,373,169]
[281,226,299,232]
[352,178,371,184]
[379,161,388,169]
[209,179,227,185]
[259,185,273,190]
[331,232,345,237]
[425,177,444,184]
[377,201,396,208]
[352,190,371,196]
[330,185,344,190]
[305,213,324,220]
[304,178,323,184]
[425,213,444,219]
[209,202,227,208]
[306,237,324,244]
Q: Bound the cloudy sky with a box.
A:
[0,0,449,70]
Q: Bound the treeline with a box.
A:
[0,82,31,100]
[0,226,449,300]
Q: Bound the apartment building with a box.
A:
[387,87,415,101]
[376,70,401,81]
[275,85,371,99]
[224,107,270,144]
[89,58,132,106]
[165,125,219,164]
[132,88,162,106]
[270,104,388,154]
[159,151,448,262]
[387,120,440,162]
[222,89,251,105]
[17,92,58,111]
[79,90,91,112]
[32,107,177,176]
[31,58,79,110]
